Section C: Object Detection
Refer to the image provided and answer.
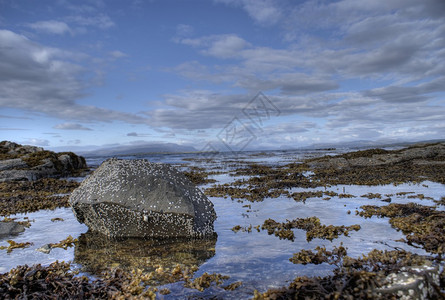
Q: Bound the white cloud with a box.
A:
[28,20,71,35]
[109,50,128,59]
[205,35,250,58]
[68,13,114,29]
[0,30,148,124]
[54,123,93,130]
[176,24,194,37]
[25,138,50,147]
[215,0,284,25]
[179,34,250,59]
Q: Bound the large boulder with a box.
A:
[0,141,87,182]
[69,158,216,238]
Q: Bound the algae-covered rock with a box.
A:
[69,158,216,238]
[0,141,87,182]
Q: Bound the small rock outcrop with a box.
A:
[69,158,216,238]
[0,141,87,182]
[0,221,25,237]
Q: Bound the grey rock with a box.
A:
[0,170,40,182]
[36,244,52,254]
[0,158,28,171]
[1,141,43,156]
[377,265,440,299]
[0,141,87,182]
[0,222,25,237]
[69,158,216,238]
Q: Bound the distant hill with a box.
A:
[79,142,197,157]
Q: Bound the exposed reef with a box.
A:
[204,142,445,203]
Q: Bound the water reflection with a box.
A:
[74,231,217,283]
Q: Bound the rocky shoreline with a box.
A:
[0,141,87,239]
[0,142,444,299]
[0,141,87,182]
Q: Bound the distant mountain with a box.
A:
[79,142,197,157]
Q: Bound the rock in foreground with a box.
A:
[69,158,216,238]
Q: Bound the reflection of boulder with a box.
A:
[74,231,217,282]
[69,158,216,238]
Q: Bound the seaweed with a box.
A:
[0,240,33,253]
[261,217,361,242]
[0,178,79,216]
[258,248,434,300]
[359,203,445,255]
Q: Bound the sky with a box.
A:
[1,0,445,152]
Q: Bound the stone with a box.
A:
[36,244,52,254]
[377,265,440,300]
[69,158,216,238]
[0,141,87,182]
[0,158,28,171]
[0,221,25,237]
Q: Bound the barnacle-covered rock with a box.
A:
[69,158,216,238]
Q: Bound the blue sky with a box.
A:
[1,0,445,152]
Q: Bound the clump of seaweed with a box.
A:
[0,260,234,299]
[290,191,323,202]
[361,193,382,199]
[0,240,33,253]
[261,217,361,242]
[0,261,157,299]
[49,235,78,250]
[205,184,286,202]
[0,178,79,216]
[289,245,347,265]
[185,272,230,291]
[359,203,445,255]
[223,281,243,291]
[407,193,434,200]
[183,166,217,185]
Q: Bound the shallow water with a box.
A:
[1,149,444,298]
